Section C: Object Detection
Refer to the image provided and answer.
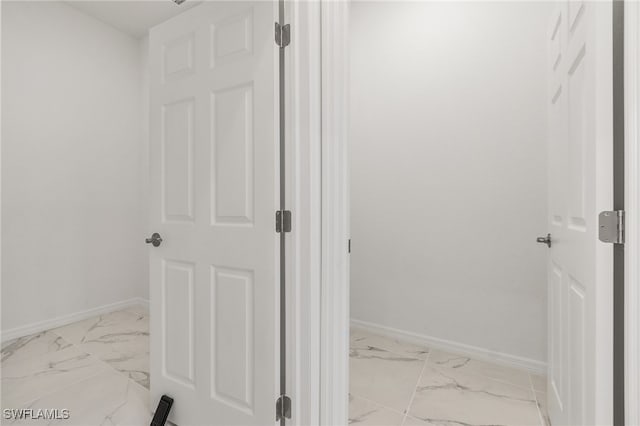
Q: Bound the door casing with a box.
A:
[285,1,348,424]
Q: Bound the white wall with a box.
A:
[1,1,148,333]
[350,1,550,363]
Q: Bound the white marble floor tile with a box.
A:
[349,395,405,426]
[409,364,540,426]
[530,374,547,393]
[75,331,149,369]
[351,329,430,360]
[50,309,150,390]
[1,346,110,409]
[123,304,149,317]
[1,332,71,365]
[9,370,150,426]
[402,415,440,426]
[1,309,151,426]
[535,392,550,426]
[51,310,147,346]
[76,329,149,362]
[428,349,532,389]
[350,346,425,413]
[104,350,150,389]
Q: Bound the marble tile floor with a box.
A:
[2,309,550,426]
[349,328,551,426]
[1,305,151,425]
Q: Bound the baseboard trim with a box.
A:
[3,302,545,373]
[136,298,150,311]
[1,297,149,343]
[350,318,547,375]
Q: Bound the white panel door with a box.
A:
[148,2,277,425]
[545,2,613,425]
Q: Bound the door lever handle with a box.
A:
[145,233,163,247]
[536,233,551,248]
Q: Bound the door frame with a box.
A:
[625,0,640,423]
[284,0,324,424]
[318,2,350,424]
[287,0,349,424]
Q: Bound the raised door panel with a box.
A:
[549,262,565,409]
[211,267,254,412]
[162,98,195,223]
[211,10,254,68]
[566,36,588,231]
[211,84,254,225]
[163,260,196,387]
[568,276,586,426]
[164,33,196,82]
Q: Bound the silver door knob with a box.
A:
[145,233,163,247]
[536,233,551,248]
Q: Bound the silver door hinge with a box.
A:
[598,210,625,244]
[275,22,290,48]
[276,394,291,421]
[276,210,292,233]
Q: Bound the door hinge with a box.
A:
[275,22,290,48]
[598,210,625,244]
[276,210,292,233]
[275,394,291,421]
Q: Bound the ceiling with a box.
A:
[65,1,202,38]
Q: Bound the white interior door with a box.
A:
[546,1,613,425]
[148,2,278,425]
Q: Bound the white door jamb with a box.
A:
[289,0,350,424]
[285,0,322,424]
[625,0,640,423]
[319,1,350,425]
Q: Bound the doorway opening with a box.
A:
[347,3,550,424]
[330,2,620,425]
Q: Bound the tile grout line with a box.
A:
[349,392,409,418]
[351,329,431,361]
[349,331,431,424]
[352,331,542,425]
[1,308,150,416]
[529,372,545,426]
[430,361,538,392]
[478,374,538,391]
[401,349,431,426]
[35,311,150,394]
[354,328,540,390]
[422,347,539,391]
[351,330,548,426]
[9,371,108,411]
[2,349,108,411]
[4,351,146,414]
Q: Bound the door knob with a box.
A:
[145,233,163,247]
[536,233,551,248]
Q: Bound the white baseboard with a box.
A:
[136,298,150,311]
[1,297,150,343]
[351,318,547,375]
